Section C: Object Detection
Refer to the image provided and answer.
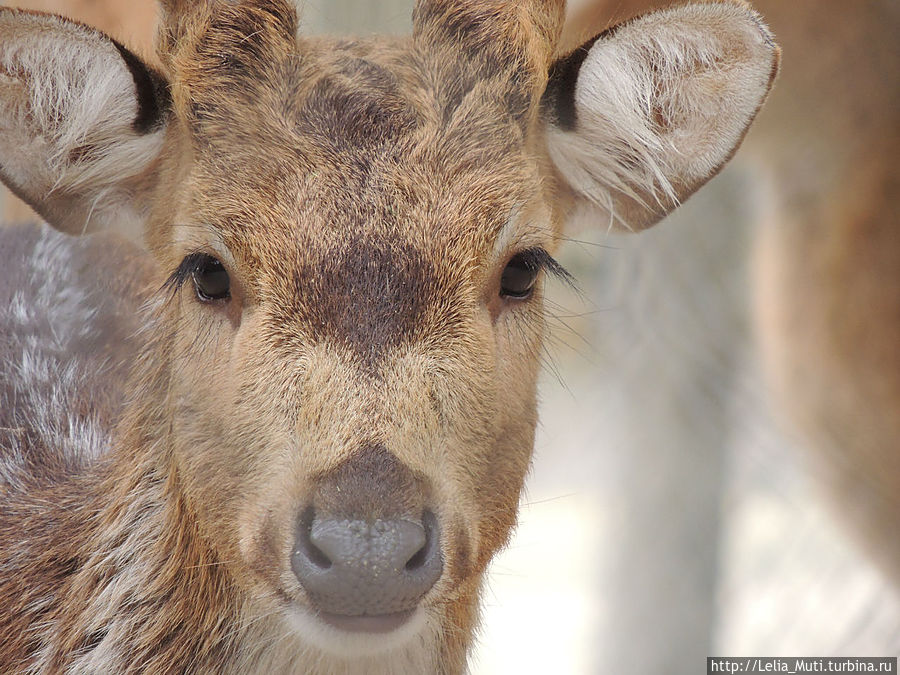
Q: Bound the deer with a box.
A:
[0,0,779,671]
[748,0,900,592]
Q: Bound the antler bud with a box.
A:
[412,0,566,125]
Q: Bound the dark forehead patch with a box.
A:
[273,234,449,365]
[296,57,421,152]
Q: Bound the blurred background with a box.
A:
[2,0,898,672]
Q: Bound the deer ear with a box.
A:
[0,9,169,239]
[542,1,779,231]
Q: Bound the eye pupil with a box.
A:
[193,256,230,301]
[500,254,538,299]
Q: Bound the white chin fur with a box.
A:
[284,606,429,659]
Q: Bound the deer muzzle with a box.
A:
[290,446,444,629]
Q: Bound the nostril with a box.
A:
[296,507,332,570]
[405,510,438,572]
[404,545,427,571]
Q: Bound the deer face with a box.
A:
[155,38,560,655]
[145,8,570,652]
[0,0,778,660]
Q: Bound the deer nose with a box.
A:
[291,508,443,620]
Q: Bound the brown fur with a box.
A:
[12,0,890,650]
[0,0,778,671]
[0,2,564,671]
[749,0,900,585]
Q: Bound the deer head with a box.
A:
[0,0,778,667]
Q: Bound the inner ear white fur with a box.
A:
[544,1,780,231]
[0,9,167,239]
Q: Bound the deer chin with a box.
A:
[284,604,430,658]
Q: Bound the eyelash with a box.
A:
[165,252,210,293]
[498,246,574,302]
[511,247,572,284]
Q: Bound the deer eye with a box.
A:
[500,252,541,299]
[192,255,230,301]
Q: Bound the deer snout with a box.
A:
[290,446,443,627]
[291,508,442,622]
